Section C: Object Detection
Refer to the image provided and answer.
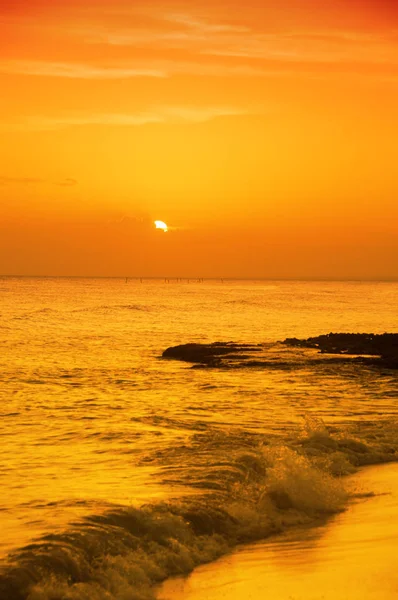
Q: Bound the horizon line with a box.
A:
[1,275,398,283]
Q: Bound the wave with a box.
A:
[1,416,397,600]
[12,308,56,321]
[224,299,264,306]
[73,304,150,314]
[130,415,211,433]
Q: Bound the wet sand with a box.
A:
[158,463,398,600]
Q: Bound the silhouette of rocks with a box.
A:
[284,333,398,368]
[162,334,398,370]
[162,342,262,367]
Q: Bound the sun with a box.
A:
[154,220,168,233]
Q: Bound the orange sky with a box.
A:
[1,0,397,278]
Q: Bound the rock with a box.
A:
[162,342,262,366]
[162,334,398,370]
[283,333,398,368]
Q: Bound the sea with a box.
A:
[1,277,397,599]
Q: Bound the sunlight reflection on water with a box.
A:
[1,278,397,555]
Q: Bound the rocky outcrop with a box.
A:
[162,334,398,370]
[284,333,398,368]
[162,342,262,367]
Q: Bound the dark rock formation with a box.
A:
[284,333,398,369]
[162,342,262,367]
[162,334,398,370]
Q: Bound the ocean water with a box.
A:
[1,277,398,599]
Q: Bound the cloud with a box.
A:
[155,105,249,123]
[3,12,397,85]
[162,13,250,34]
[0,58,286,80]
[1,114,162,132]
[79,11,398,67]
[2,106,249,132]
[82,22,250,49]
[199,29,398,64]
[57,178,78,187]
[0,60,167,79]
[2,57,396,87]
[3,7,398,74]
[153,60,275,78]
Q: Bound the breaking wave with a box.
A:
[1,416,397,600]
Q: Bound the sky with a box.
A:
[1,0,397,279]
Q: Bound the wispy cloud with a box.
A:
[1,106,249,132]
[1,57,396,86]
[201,31,398,64]
[80,13,253,49]
[2,11,397,92]
[163,13,250,34]
[57,178,78,187]
[155,60,274,78]
[3,12,397,85]
[80,11,398,67]
[3,8,398,78]
[82,28,231,47]
[0,61,167,79]
[155,105,249,123]
[5,114,163,131]
[0,59,281,80]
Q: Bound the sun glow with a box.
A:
[154,220,168,233]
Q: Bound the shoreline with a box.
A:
[158,462,398,600]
